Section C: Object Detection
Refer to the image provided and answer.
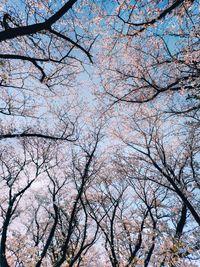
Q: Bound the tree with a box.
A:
[0,0,93,83]
[1,127,103,266]
[99,0,199,116]
[86,152,199,266]
[0,0,100,143]
[119,111,200,224]
[0,138,57,266]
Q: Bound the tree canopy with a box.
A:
[0,0,199,266]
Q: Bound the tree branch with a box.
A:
[0,0,78,42]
